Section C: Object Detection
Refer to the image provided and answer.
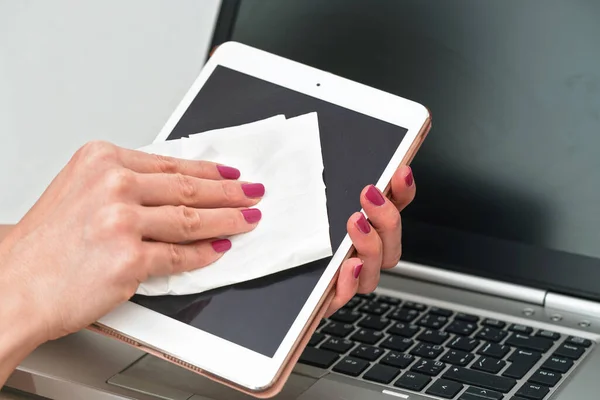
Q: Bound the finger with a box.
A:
[118,147,241,180]
[144,238,232,277]
[325,258,363,317]
[138,206,262,243]
[361,184,403,269]
[390,165,416,211]
[347,212,382,293]
[135,173,265,208]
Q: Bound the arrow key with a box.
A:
[426,378,463,399]
[463,386,503,399]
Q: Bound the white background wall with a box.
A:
[0,0,221,223]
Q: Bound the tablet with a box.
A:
[95,42,431,395]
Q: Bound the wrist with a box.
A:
[0,260,48,385]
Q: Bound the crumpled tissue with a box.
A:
[134,112,332,296]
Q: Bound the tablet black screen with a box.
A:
[130,65,408,357]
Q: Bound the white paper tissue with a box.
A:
[135,113,332,296]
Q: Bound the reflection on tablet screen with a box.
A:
[131,66,407,357]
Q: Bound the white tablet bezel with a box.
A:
[98,41,430,391]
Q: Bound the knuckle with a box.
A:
[153,154,179,174]
[176,173,198,202]
[220,181,243,204]
[96,203,136,235]
[77,140,118,164]
[168,243,186,272]
[178,206,203,235]
[102,168,135,197]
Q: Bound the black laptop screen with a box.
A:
[223,0,600,301]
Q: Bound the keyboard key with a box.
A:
[388,323,420,338]
[417,329,450,345]
[381,352,415,369]
[478,342,510,359]
[359,301,391,316]
[411,359,446,376]
[332,356,369,377]
[330,309,361,324]
[350,344,384,361]
[455,313,480,323]
[448,336,480,352]
[536,330,560,341]
[363,364,400,384]
[542,356,573,373]
[377,295,401,306]
[394,371,431,391]
[322,322,354,338]
[309,333,326,347]
[446,320,478,336]
[509,324,534,334]
[515,383,550,399]
[417,314,449,329]
[344,297,362,309]
[430,307,454,317]
[483,319,506,329]
[411,343,444,359]
[441,349,475,366]
[529,369,561,387]
[554,343,585,360]
[472,356,506,374]
[566,336,592,348]
[299,347,339,369]
[443,367,517,393]
[426,378,463,399]
[358,315,391,331]
[476,327,508,343]
[381,336,414,352]
[505,334,553,353]
[503,349,542,379]
[389,308,420,322]
[320,338,354,354]
[403,301,427,311]
[356,293,376,300]
[463,386,504,399]
[350,329,384,345]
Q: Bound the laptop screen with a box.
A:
[223,0,600,301]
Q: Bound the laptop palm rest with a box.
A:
[109,354,323,400]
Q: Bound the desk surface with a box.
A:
[0,0,220,223]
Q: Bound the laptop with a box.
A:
[7,1,600,399]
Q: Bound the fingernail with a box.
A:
[353,263,363,279]
[365,185,385,206]
[242,183,265,198]
[241,208,262,223]
[404,167,414,187]
[355,213,371,234]
[217,165,241,180]
[211,239,232,253]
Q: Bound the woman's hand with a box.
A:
[326,165,416,315]
[0,141,266,344]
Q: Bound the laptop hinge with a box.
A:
[544,292,600,318]
[388,261,546,306]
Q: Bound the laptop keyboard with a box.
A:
[299,292,593,399]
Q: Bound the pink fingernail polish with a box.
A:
[217,165,241,180]
[365,185,385,206]
[405,167,414,187]
[242,183,265,198]
[241,208,262,223]
[211,239,232,253]
[353,263,363,279]
[355,214,371,234]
